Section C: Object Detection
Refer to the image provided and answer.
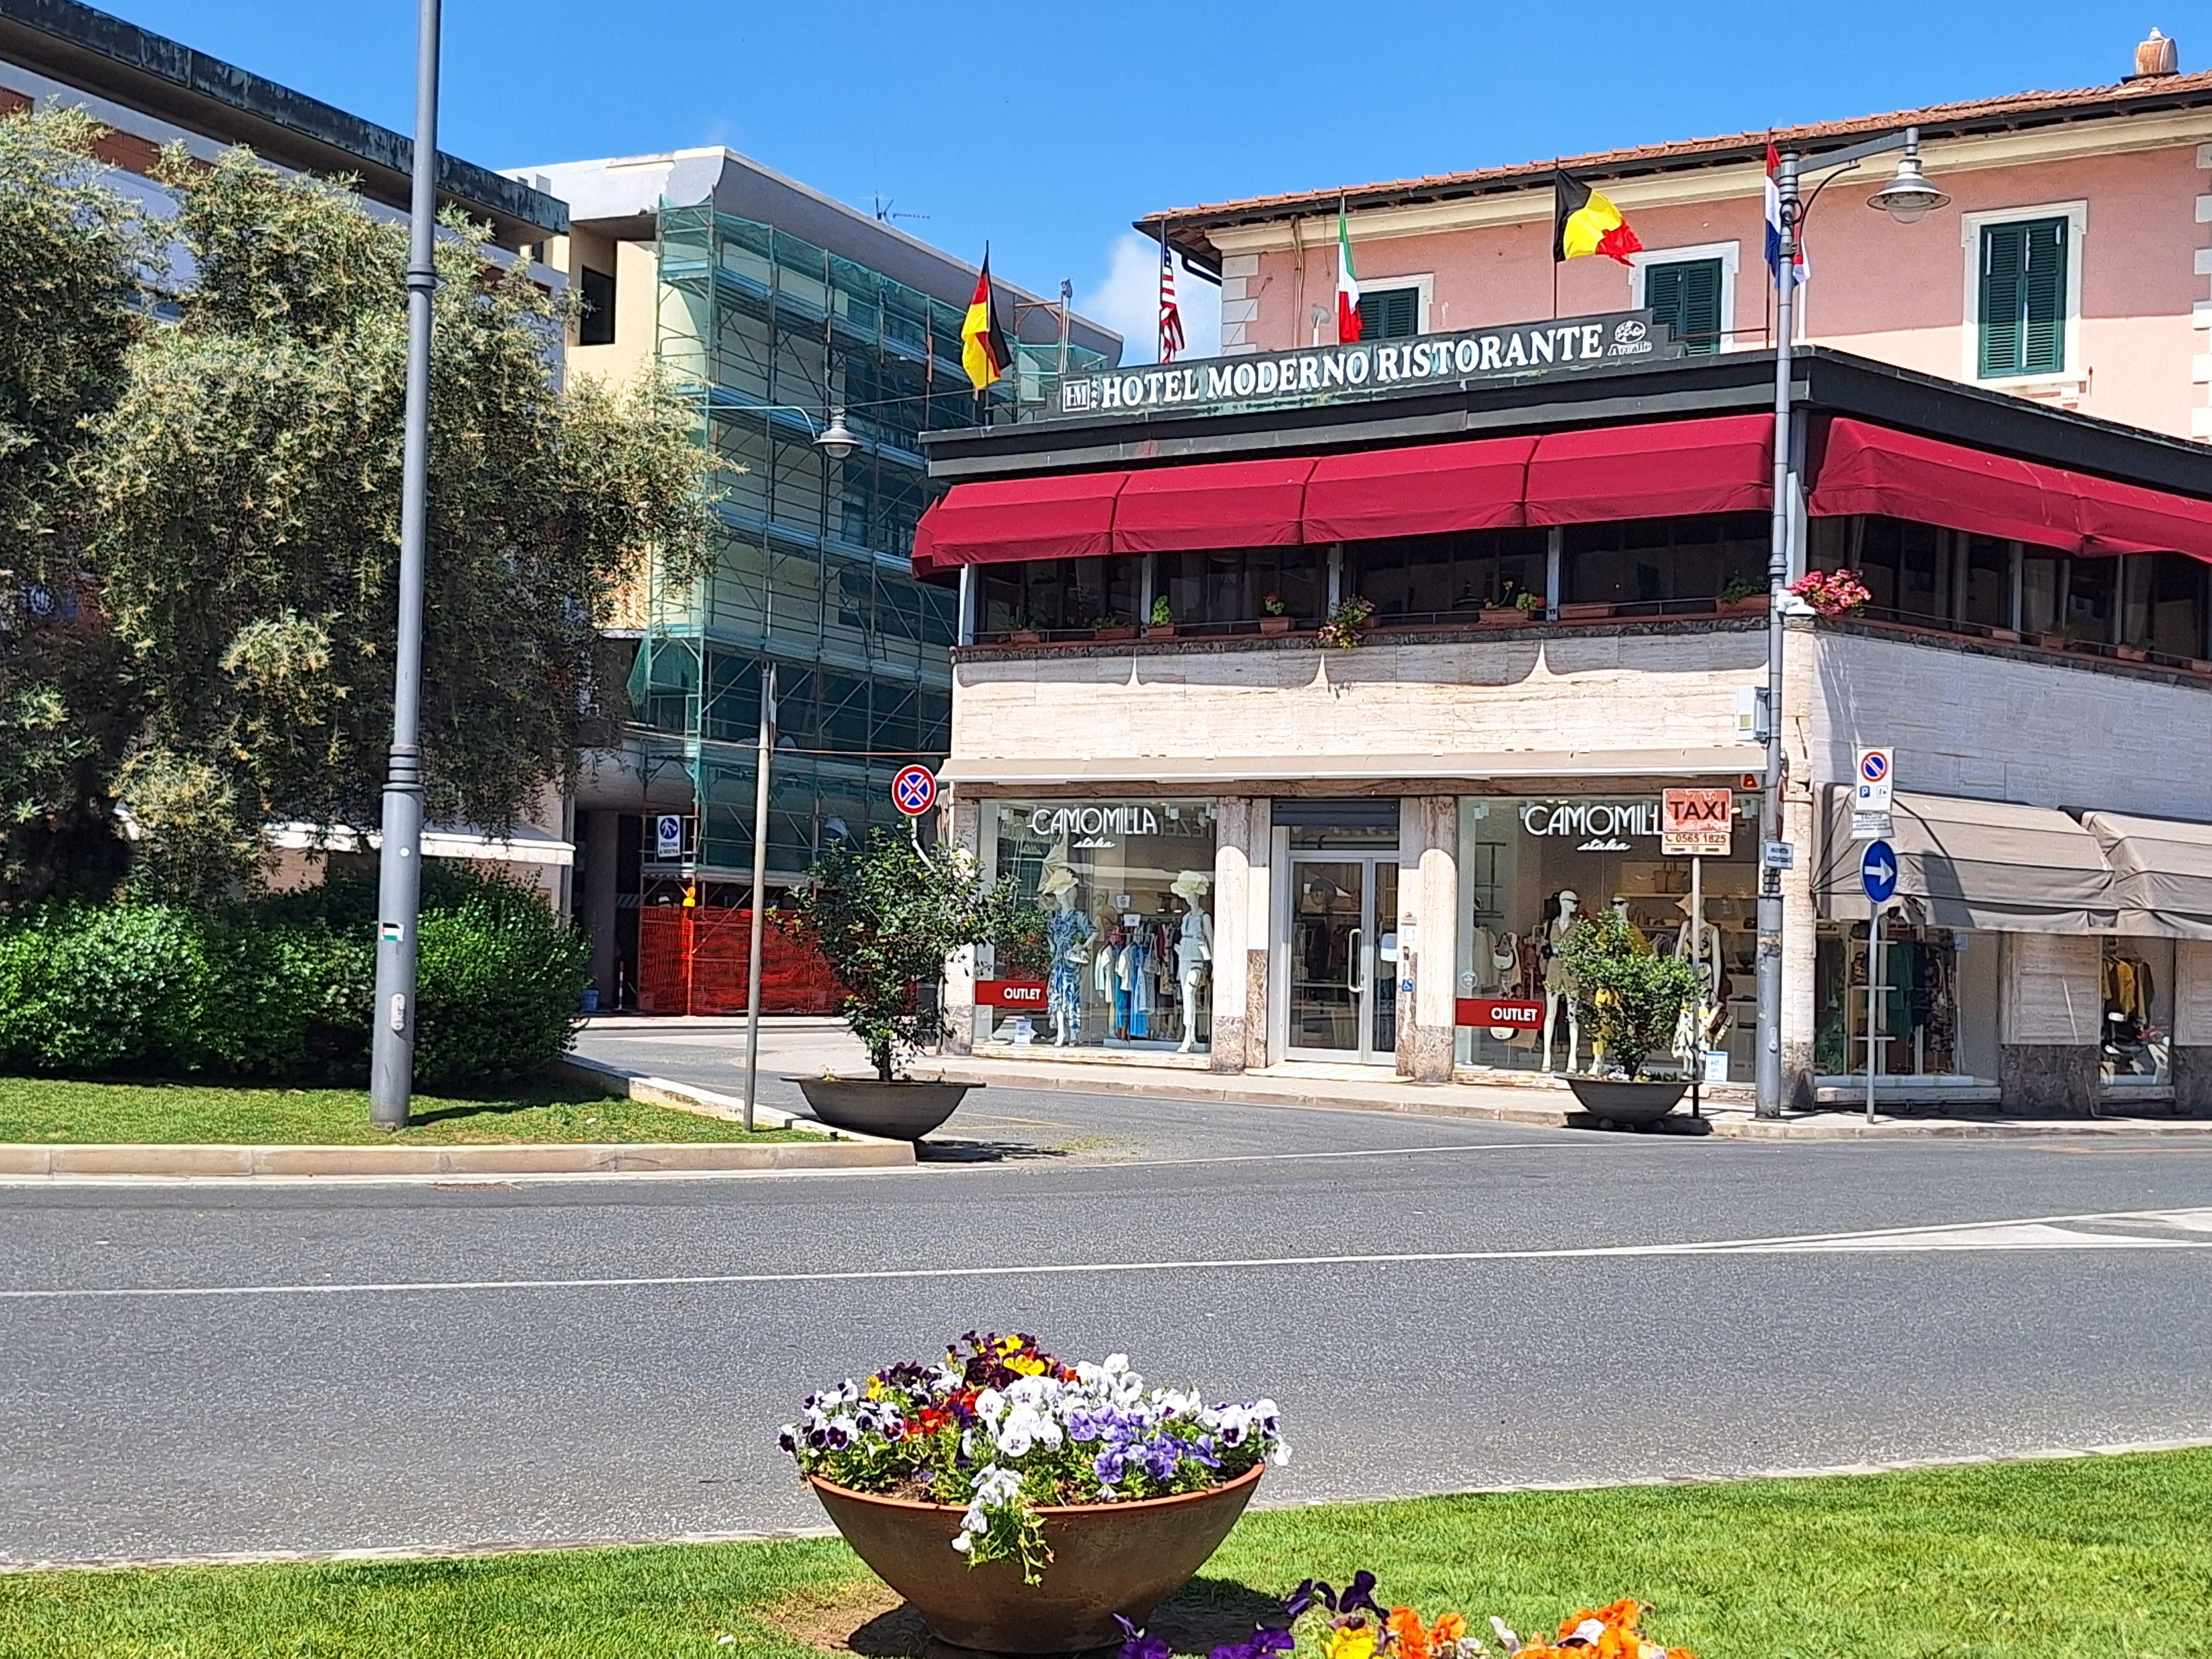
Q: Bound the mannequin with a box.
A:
[1673,895,1724,999]
[1539,889,1581,1073]
[1171,870,1213,1054]
[1040,867,1094,1046]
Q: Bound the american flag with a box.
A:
[1158,234,1186,362]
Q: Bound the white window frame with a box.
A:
[1358,273,1433,336]
[1628,241,1740,352]
[1959,200,2087,388]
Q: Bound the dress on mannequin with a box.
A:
[1539,889,1582,1073]
[1171,870,1213,1054]
[1041,875,1094,1046]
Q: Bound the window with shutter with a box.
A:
[1642,258,1724,356]
[1357,286,1420,339]
[1978,216,2067,377]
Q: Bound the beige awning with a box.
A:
[2079,811,2212,940]
[1816,787,2115,933]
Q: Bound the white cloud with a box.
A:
[1078,231,1219,366]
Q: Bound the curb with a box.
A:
[917,1060,2212,1140]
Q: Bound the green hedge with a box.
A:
[0,869,587,1086]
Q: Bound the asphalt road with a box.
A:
[2,1025,2209,1566]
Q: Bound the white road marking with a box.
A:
[3,1207,2208,1304]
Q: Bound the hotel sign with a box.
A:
[1053,310,1681,420]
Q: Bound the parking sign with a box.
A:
[1852,747,1894,840]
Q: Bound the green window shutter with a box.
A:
[1358,286,1420,339]
[1979,217,2067,377]
[1644,259,1723,356]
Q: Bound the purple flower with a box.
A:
[1338,1572,1383,1618]
[1211,1629,1296,1659]
[1115,1615,1172,1659]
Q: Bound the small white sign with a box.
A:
[1763,840,1795,871]
[1702,1050,1730,1084]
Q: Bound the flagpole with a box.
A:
[1158,222,1170,362]
[1548,162,1559,321]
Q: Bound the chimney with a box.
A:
[2129,26,2179,80]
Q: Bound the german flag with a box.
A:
[1553,170,1643,265]
[961,249,1011,392]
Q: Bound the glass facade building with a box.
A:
[628,203,1110,878]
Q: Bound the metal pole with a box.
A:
[1866,905,1883,1123]
[368,0,441,1130]
[1690,853,1704,1118]
[742,664,777,1133]
[1755,151,1799,1121]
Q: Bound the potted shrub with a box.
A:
[1092,611,1137,643]
[1785,568,1872,618]
[1556,907,1705,1125]
[787,828,1033,1139]
[2117,637,2152,663]
[1144,595,1176,640]
[1716,574,1768,616]
[779,1332,1287,1652]
[1006,609,1044,646]
[1258,591,1293,634]
[1318,594,1376,648]
[1478,589,1535,627]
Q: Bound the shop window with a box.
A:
[980,556,1140,634]
[1642,258,1724,356]
[1454,795,1758,1079]
[1349,529,1546,621]
[1561,513,1767,613]
[1977,216,2067,378]
[2102,936,2174,1095]
[578,265,616,346]
[979,799,1220,1054]
[1358,286,1421,339]
[2124,552,2208,660]
[1814,922,1975,1081]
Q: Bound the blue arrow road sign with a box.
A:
[1861,839,1899,905]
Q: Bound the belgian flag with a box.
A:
[1553,170,1643,265]
[961,249,1011,392]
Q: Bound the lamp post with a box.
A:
[1756,127,1947,1120]
[368,0,443,1129]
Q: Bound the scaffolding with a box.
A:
[629,203,1109,884]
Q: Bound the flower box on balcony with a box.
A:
[1091,625,1137,643]
[1257,615,1293,635]
[1477,606,1532,627]
[1143,623,1176,641]
[1557,601,1612,622]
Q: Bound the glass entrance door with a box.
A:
[1285,856,1398,1063]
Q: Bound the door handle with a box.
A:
[1347,927,1364,994]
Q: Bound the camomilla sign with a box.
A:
[1053,311,1681,420]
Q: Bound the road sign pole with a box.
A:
[743,664,777,1135]
[1866,901,1884,1124]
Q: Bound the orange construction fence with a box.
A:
[635,904,845,1017]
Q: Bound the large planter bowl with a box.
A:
[809,1463,1264,1653]
[1568,1077,1688,1125]
[795,1077,977,1141]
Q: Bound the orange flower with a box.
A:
[1387,1607,1429,1659]
[1430,1614,1467,1649]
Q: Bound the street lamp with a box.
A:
[1754,126,1944,1121]
[368,0,443,1129]
[816,407,859,460]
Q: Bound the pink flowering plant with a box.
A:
[779,1332,1287,1583]
[1786,568,1872,617]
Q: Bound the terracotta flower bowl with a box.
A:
[808,1462,1266,1654]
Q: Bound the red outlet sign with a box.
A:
[976,980,1050,1009]
[1455,996,1546,1031]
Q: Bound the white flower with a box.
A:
[1490,1618,1520,1655]
[950,1533,972,1554]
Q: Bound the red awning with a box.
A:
[914,471,1131,573]
[1523,415,1773,525]
[2073,472,2212,561]
[1113,456,1316,553]
[1303,435,1534,542]
[1808,417,2079,552]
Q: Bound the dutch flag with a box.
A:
[1765,143,1806,287]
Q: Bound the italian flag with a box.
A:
[1335,204,1361,343]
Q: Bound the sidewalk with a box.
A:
[914,1049,2212,1140]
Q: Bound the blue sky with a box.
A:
[107,2,2175,358]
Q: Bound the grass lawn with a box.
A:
[0,1076,811,1144]
[5,1450,2208,1658]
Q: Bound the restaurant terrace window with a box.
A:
[1559,513,1768,613]
[1347,528,1546,622]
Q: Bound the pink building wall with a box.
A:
[1231,143,2205,439]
